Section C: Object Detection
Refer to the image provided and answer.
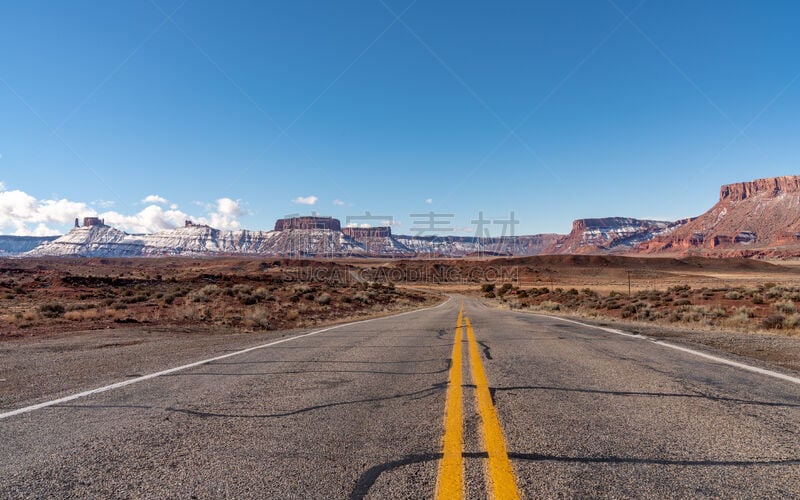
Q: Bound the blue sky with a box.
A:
[1,0,799,236]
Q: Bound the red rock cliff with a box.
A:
[719,175,800,202]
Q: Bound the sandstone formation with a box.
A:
[551,217,674,254]
[640,175,800,256]
[274,216,341,231]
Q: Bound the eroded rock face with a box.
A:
[642,175,800,256]
[553,217,674,254]
[720,176,800,202]
[274,217,342,231]
[342,227,392,238]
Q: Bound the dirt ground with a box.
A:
[0,257,438,340]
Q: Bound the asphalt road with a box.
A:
[1,297,799,498]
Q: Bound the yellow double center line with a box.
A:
[436,304,520,499]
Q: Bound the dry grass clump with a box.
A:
[486,281,800,335]
[773,300,797,314]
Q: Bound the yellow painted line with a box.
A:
[436,306,464,499]
[465,316,520,500]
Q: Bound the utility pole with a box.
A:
[627,270,632,297]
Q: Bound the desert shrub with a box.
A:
[645,290,662,301]
[765,286,785,299]
[724,308,754,329]
[245,308,272,329]
[636,307,659,321]
[64,309,100,321]
[122,293,149,304]
[481,283,495,293]
[39,303,65,318]
[66,303,94,311]
[484,292,496,299]
[239,295,258,305]
[773,300,797,314]
[673,298,692,306]
[668,285,691,293]
[189,285,223,303]
[231,284,253,295]
[293,284,312,294]
[621,304,638,318]
[497,284,513,296]
[783,314,800,329]
[286,309,300,321]
[516,289,529,298]
[538,301,561,312]
[708,307,728,319]
[667,312,683,322]
[751,294,765,305]
[762,314,785,329]
[316,293,332,305]
[724,291,742,300]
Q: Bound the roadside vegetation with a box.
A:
[0,259,434,339]
[482,282,800,335]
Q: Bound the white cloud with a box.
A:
[28,223,61,236]
[381,219,402,227]
[0,188,247,235]
[332,199,345,206]
[0,189,96,235]
[293,195,318,205]
[425,198,433,204]
[142,194,168,205]
[0,181,5,191]
[205,198,244,230]
[93,200,115,209]
[101,205,188,234]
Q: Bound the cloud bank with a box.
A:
[0,183,247,236]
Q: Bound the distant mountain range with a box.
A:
[3,175,800,259]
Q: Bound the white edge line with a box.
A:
[0,297,453,420]
[533,313,800,385]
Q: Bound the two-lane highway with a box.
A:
[1,297,798,498]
